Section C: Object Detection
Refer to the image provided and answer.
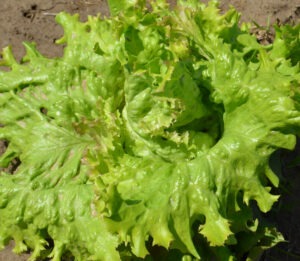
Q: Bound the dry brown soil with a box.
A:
[1,0,300,260]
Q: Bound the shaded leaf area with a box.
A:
[0,1,300,260]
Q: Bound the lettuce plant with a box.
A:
[0,0,300,260]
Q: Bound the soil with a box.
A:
[1,0,300,260]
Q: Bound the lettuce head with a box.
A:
[1,0,300,260]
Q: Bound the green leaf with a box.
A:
[1,1,300,260]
